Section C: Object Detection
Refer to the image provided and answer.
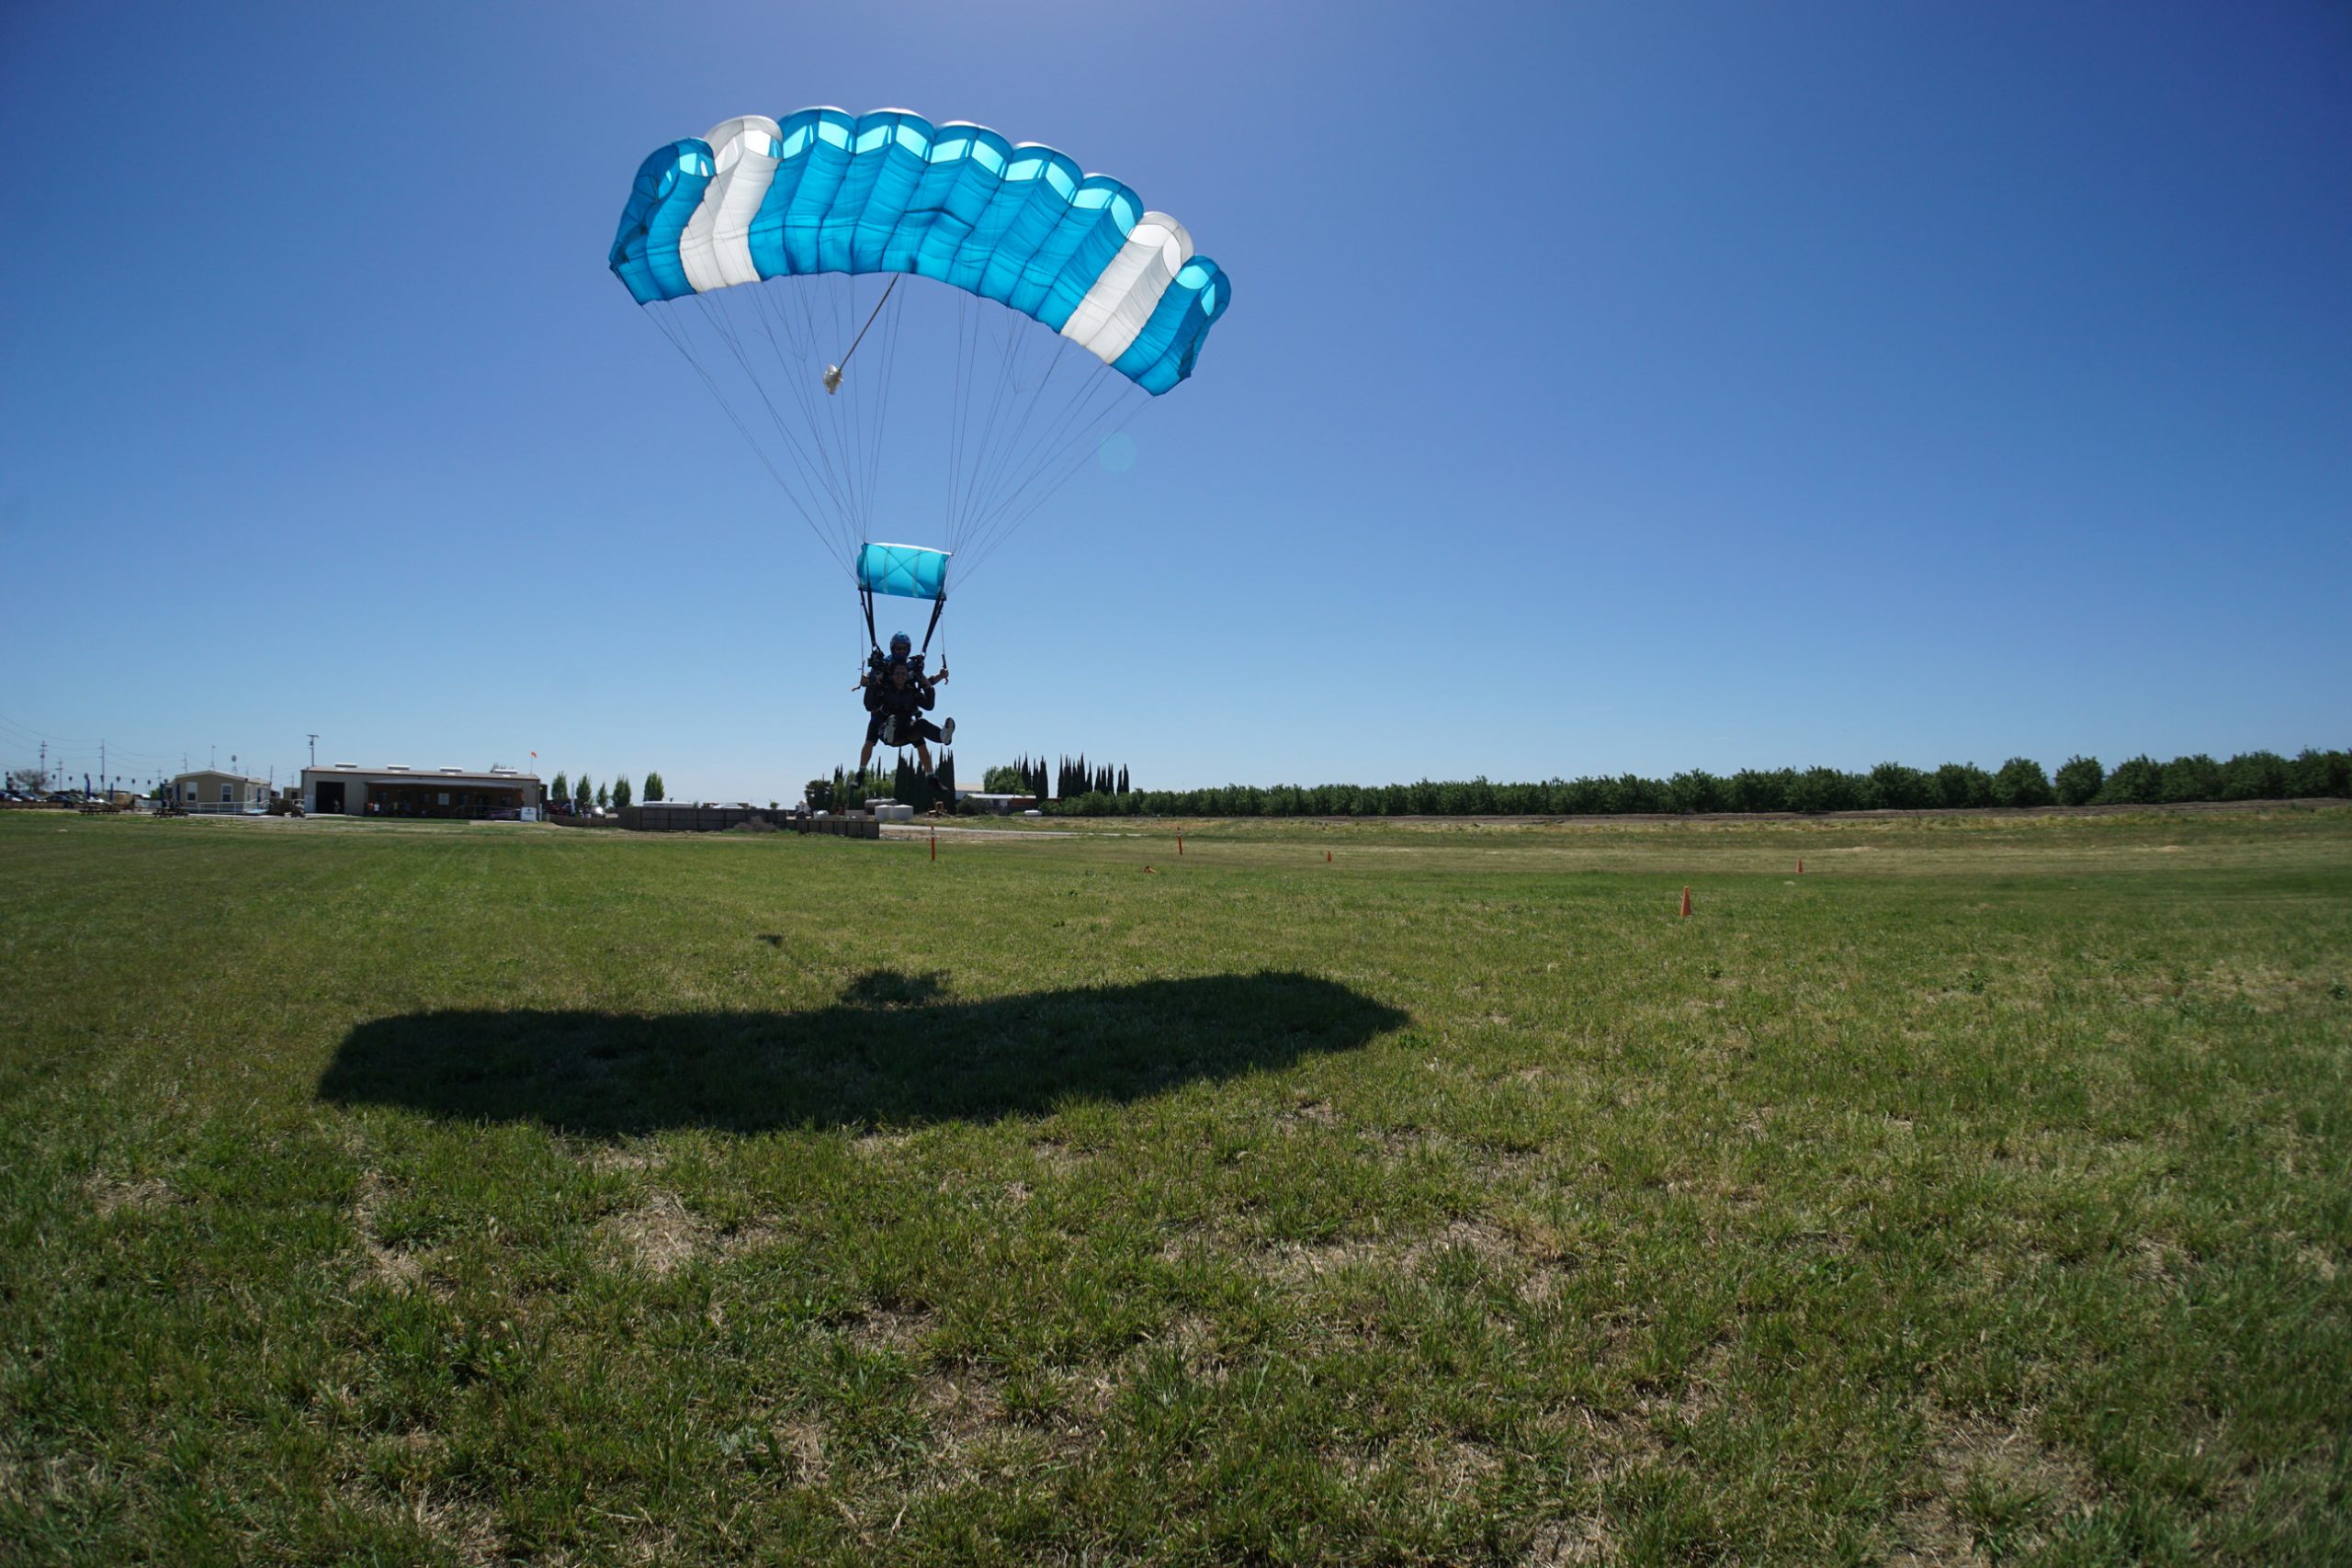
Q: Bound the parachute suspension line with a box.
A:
[956,369,1148,589]
[957,323,1057,547]
[964,324,1082,544]
[643,306,848,574]
[959,350,1118,559]
[686,292,859,564]
[946,298,1028,553]
[824,274,899,393]
[827,275,869,549]
[859,277,910,539]
[919,592,947,656]
[842,274,869,542]
[944,287,984,550]
[747,283,863,564]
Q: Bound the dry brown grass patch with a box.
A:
[84,1171,180,1218]
[1892,1402,2095,1565]
[844,1305,935,1353]
[596,1188,712,1278]
[349,1170,426,1293]
[585,1143,664,1175]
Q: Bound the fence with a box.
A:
[619,804,881,838]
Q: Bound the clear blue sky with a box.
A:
[5,2,2346,799]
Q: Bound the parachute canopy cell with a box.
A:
[856,542,951,602]
[609,107,1230,394]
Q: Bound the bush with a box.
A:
[2285,749,2352,798]
[1727,769,1792,814]
[2053,756,2104,807]
[1933,763,1996,809]
[1666,770,1727,814]
[2098,756,2163,805]
[1037,748,2344,818]
[1867,761,1935,811]
[1786,767,1861,814]
[2217,750,2287,801]
[2158,754,2221,805]
[1992,758,2054,808]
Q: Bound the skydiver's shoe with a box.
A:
[942,718,956,744]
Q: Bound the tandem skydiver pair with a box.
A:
[855,630,953,777]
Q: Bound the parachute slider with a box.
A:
[856,541,951,602]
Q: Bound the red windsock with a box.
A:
[1178,832,1184,855]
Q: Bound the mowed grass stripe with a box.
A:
[1,809,2346,1564]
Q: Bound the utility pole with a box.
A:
[308,733,318,770]
[100,739,107,795]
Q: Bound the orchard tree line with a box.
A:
[1037,748,2352,818]
[980,755,1130,798]
[547,770,665,814]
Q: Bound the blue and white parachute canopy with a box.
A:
[856,542,950,603]
[610,107,1230,394]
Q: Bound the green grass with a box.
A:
[2,807,2347,1565]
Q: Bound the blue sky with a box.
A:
[4,1,2346,799]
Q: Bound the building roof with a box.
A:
[302,764,540,784]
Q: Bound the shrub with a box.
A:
[2053,756,2104,806]
[1036,749,2343,818]
[1667,770,1727,814]
[1992,758,2054,808]
[1727,769,1792,813]
[2285,749,2352,798]
[2158,754,2221,804]
[1933,763,1996,809]
[1786,767,1861,814]
[2098,756,2163,805]
[2217,750,2287,801]
[1867,761,1935,811]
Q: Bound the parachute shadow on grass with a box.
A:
[316,970,1406,1138]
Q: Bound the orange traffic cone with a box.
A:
[1679,886,1692,919]
[1326,849,1333,863]
[1796,856,1804,874]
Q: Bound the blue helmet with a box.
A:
[888,632,911,658]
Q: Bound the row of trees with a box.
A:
[547,770,665,813]
[808,751,959,815]
[980,755,1131,798]
[1041,749,2352,818]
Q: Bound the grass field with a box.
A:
[3,807,2347,1565]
